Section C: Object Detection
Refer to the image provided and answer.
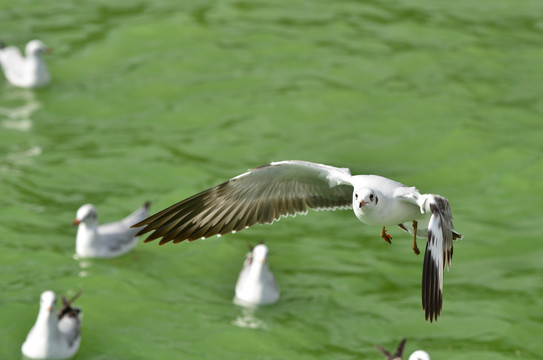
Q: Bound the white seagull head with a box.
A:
[39,290,56,313]
[353,188,378,211]
[251,244,269,264]
[25,40,51,57]
[73,204,98,227]
[408,350,431,360]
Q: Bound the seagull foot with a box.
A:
[412,220,420,255]
[380,226,392,244]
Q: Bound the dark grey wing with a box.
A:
[58,310,81,347]
[133,160,354,244]
[57,292,82,347]
[422,195,462,322]
[57,292,82,320]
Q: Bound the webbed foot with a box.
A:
[380,226,392,244]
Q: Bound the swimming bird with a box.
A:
[234,242,280,306]
[74,201,150,258]
[0,40,51,88]
[133,160,462,322]
[375,338,430,360]
[21,291,82,360]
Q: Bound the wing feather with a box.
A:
[134,161,354,244]
[421,195,459,322]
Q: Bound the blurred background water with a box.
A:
[1,0,542,359]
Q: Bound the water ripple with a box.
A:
[0,90,41,132]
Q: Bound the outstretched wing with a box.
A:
[398,192,462,322]
[420,195,461,322]
[133,160,354,244]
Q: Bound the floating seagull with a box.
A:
[375,338,430,360]
[22,291,82,360]
[0,40,51,88]
[234,242,280,306]
[133,160,462,322]
[74,201,150,258]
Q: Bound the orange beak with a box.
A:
[72,219,80,226]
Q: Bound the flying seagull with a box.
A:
[73,201,151,258]
[21,291,82,360]
[234,242,280,307]
[375,338,430,360]
[0,40,51,88]
[133,160,462,322]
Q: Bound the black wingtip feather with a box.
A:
[57,291,82,320]
[422,235,442,323]
[395,338,407,357]
[374,338,407,359]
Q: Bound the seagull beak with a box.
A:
[73,219,80,226]
[44,47,53,54]
[359,200,366,208]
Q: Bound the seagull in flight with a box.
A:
[133,160,462,322]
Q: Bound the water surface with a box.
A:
[1,0,542,359]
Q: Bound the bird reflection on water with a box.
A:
[231,306,268,330]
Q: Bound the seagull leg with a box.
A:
[380,226,392,244]
[412,220,420,255]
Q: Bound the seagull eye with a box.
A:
[355,194,358,200]
[369,194,374,201]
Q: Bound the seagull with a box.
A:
[73,201,151,258]
[234,242,280,306]
[0,40,51,88]
[133,160,462,322]
[375,338,430,360]
[21,291,82,360]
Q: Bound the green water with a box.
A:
[1,0,542,359]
